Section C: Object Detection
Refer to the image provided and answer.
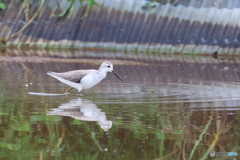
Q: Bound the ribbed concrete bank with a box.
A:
[1,0,240,54]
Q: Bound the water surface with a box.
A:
[0,53,239,159]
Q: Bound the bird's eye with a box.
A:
[108,66,110,68]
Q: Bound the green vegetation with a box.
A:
[54,0,99,19]
[0,2,5,9]
[0,90,239,159]
[0,0,99,45]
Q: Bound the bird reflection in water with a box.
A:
[47,98,112,131]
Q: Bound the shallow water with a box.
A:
[0,53,239,159]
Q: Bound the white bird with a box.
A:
[47,61,122,94]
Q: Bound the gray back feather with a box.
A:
[49,70,96,83]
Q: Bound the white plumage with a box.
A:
[47,61,122,94]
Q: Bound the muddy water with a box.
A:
[0,53,239,159]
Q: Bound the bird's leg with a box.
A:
[65,87,74,94]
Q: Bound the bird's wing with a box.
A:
[48,70,96,83]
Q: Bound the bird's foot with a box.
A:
[65,87,74,95]
[65,93,71,98]
[65,91,70,95]
[78,92,84,96]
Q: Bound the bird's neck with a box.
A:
[98,69,108,77]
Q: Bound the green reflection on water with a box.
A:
[0,57,239,160]
[0,93,239,160]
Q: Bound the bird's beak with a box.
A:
[112,70,123,82]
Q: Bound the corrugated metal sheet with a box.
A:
[1,0,240,54]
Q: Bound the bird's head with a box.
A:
[99,61,113,72]
[99,61,122,82]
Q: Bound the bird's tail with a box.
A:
[47,71,57,77]
[47,71,52,75]
[47,71,62,80]
[47,71,80,92]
